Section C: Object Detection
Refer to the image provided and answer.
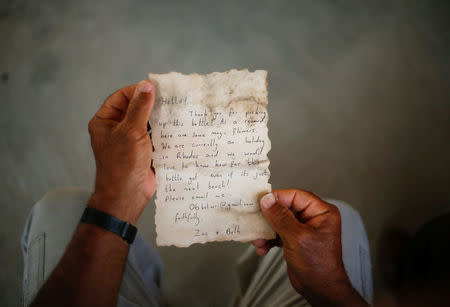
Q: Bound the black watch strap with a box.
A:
[80,207,137,244]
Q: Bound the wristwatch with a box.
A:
[80,207,137,244]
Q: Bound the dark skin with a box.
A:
[252,190,369,307]
[32,80,368,306]
[31,80,156,306]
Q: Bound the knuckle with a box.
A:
[276,211,291,226]
[327,203,340,217]
[298,189,321,203]
[122,126,144,141]
[130,97,147,110]
[135,96,147,105]
[326,203,342,226]
[271,205,286,219]
[303,190,319,201]
[272,208,293,229]
[88,119,96,135]
[300,188,313,195]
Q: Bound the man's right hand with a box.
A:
[252,189,368,307]
[88,80,156,225]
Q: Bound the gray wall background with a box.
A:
[1,0,449,306]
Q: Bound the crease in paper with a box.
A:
[149,69,275,247]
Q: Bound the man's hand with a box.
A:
[31,81,157,307]
[252,189,368,307]
[88,80,156,224]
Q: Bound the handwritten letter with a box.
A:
[149,70,275,247]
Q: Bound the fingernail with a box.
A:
[261,193,276,209]
[137,80,153,93]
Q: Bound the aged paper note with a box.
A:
[149,69,275,247]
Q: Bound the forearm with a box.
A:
[31,80,155,306]
[31,222,129,307]
[303,279,369,307]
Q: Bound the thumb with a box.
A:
[260,193,302,239]
[124,80,155,129]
